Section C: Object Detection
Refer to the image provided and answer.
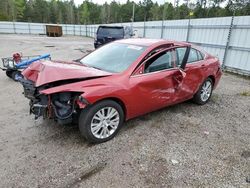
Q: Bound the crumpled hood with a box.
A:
[22,60,112,87]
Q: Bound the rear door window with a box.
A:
[197,51,204,60]
[187,48,199,63]
[176,47,203,66]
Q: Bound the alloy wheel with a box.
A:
[90,107,120,139]
[200,80,212,102]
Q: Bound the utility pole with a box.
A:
[186,1,195,42]
[174,0,179,7]
[161,0,166,38]
[131,3,135,31]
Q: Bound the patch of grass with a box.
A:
[239,91,250,96]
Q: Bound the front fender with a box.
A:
[40,81,105,95]
[80,85,129,105]
[40,80,129,110]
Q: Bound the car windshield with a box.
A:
[98,27,124,37]
[80,42,146,73]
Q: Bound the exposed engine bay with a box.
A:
[19,78,87,124]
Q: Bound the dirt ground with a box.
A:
[0,34,249,188]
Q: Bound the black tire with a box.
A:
[6,70,13,78]
[11,71,23,81]
[193,77,213,105]
[79,100,124,143]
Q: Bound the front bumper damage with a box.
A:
[19,78,88,124]
[20,78,48,119]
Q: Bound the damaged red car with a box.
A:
[20,38,222,143]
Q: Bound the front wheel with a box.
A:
[193,77,213,105]
[79,100,124,143]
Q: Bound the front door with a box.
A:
[129,49,182,117]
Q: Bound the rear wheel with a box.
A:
[79,100,124,143]
[11,71,23,81]
[6,70,13,78]
[193,77,213,105]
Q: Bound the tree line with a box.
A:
[0,0,249,24]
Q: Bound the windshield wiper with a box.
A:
[80,62,91,67]
[90,66,103,71]
[73,58,81,62]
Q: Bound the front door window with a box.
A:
[144,51,174,73]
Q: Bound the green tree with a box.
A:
[65,0,75,24]
[120,0,134,22]
[23,0,33,22]
[80,0,90,24]
[32,0,49,23]
[194,3,207,18]
[0,1,10,20]
[163,3,175,20]
[1,0,250,24]
[0,0,15,21]
[110,1,120,23]
[142,0,153,21]
[14,0,25,21]
[150,2,161,21]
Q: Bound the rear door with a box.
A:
[175,47,206,99]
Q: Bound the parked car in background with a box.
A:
[94,25,133,48]
[20,39,222,143]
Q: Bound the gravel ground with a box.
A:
[0,34,249,188]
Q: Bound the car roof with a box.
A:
[115,38,189,47]
[98,25,123,29]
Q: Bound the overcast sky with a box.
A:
[73,0,169,6]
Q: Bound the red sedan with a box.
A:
[20,38,222,143]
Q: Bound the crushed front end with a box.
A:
[19,78,87,125]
